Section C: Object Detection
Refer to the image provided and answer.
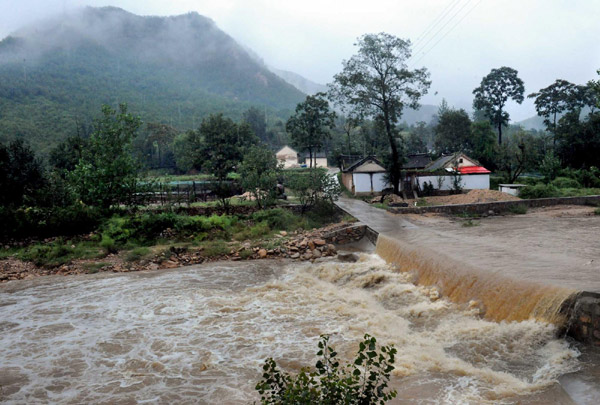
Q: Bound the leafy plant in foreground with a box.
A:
[255,334,397,404]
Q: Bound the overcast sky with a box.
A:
[1,0,599,121]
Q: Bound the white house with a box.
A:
[414,152,491,191]
[341,156,390,196]
[275,145,299,168]
[299,152,328,168]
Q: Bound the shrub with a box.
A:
[551,177,581,189]
[0,204,101,241]
[595,208,600,216]
[100,234,118,254]
[252,208,300,231]
[256,334,397,404]
[519,184,559,199]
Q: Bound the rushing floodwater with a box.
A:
[0,254,588,404]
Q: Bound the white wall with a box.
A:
[353,173,372,193]
[417,174,489,191]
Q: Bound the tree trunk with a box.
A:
[383,110,400,194]
[498,122,503,145]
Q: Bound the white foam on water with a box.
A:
[0,256,581,404]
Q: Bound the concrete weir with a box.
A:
[334,197,600,345]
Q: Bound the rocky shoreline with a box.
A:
[0,222,367,283]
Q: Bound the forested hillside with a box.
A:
[0,6,305,155]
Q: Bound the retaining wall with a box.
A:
[388,195,600,215]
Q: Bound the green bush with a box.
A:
[519,184,559,199]
[256,334,397,404]
[100,213,236,246]
[251,208,300,231]
[100,234,117,254]
[17,239,100,267]
[0,204,101,240]
[551,177,581,189]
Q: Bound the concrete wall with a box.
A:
[417,174,489,191]
[305,157,328,168]
[388,195,600,215]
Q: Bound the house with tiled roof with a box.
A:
[413,152,490,191]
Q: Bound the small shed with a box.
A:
[275,145,299,168]
[499,184,527,196]
[341,156,389,196]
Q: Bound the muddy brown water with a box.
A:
[0,254,597,404]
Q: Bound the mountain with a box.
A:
[269,68,328,95]
[0,7,305,154]
[515,115,546,131]
[400,104,438,126]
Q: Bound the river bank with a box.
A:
[0,220,366,283]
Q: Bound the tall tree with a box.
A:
[286,92,336,168]
[527,79,579,138]
[243,106,269,143]
[201,114,258,210]
[0,139,45,207]
[329,33,430,194]
[70,104,141,209]
[472,66,524,145]
[433,108,472,154]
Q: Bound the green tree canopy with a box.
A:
[243,106,269,143]
[239,145,281,208]
[473,66,524,145]
[70,104,141,209]
[286,93,336,168]
[329,33,430,194]
[0,139,45,207]
[527,79,579,136]
[433,108,472,154]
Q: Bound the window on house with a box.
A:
[459,158,463,163]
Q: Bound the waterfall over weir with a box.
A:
[375,234,577,325]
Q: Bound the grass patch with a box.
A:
[342,214,358,223]
[239,249,254,260]
[125,247,151,262]
[416,198,429,207]
[508,204,528,215]
[201,240,230,257]
[16,239,104,268]
[594,208,600,216]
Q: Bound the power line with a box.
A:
[411,0,483,67]
[412,0,474,58]
[413,0,463,49]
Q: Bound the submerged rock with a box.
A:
[337,252,359,263]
